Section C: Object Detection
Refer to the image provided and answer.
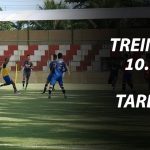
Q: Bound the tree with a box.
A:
[0,22,15,30]
[65,0,150,29]
[42,0,67,9]
[0,7,16,30]
[30,0,69,30]
[11,21,29,30]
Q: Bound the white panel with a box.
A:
[30,56,34,61]
[14,51,18,55]
[38,45,48,50]
[18,50,24,56]
[34,51,41,56]
[10,56,15,61]
[33,55,41,61]
[59,45,70,50]
[34,51,38,55]
[37,50,46,56]
[55,50,60,55]
[9,62,16,66]
[0,45,8,51]
[32,62,37,66]
[43,66,48,71]
[14,54,19,57]
[16,56,20,61]
[8,62,12,66]
[0,50,4,55]
[37,56,41,61]
[18,45,28,51]
[39,50,45,55]
[31,56,41,62]
[31,57,37,62]
[57,49,67,55]
[62,49,67,55]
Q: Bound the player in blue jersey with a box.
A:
[42,54,57,94]
[48,53,68,99]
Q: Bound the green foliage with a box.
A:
[29,0,69,30]
[43,0,67,9]
[65,0,150,29]
[0,7,15,30]
[0,22,15,30]
[12,21,29,30]
[65,0,87,3]
[1,0,149,30]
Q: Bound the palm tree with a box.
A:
[65,0,150,29]
[30,0,69,30]
[11,21,28,30]
[0,22,15,30]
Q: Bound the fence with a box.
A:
[0,44,102,72]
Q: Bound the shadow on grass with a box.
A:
[0,90,149,149]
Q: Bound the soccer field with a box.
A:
[0,84,150,150]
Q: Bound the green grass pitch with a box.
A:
[0,84,149,150]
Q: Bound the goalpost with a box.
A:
[0,7,149,21]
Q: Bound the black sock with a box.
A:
[49,87,53,95]
[0,83,7,87]
[43,84,48,93]
[22,81,25,87]
[26,82,28,88]
[52,85,55,90]
[14,88,17,93]
[61,87,66,95]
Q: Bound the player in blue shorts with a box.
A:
[0,58,19,94]
[42,54,57,94]
[48,53,68,99]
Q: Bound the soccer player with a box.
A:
[42,54,57,94]
[48,53,68,99]
[0,58,19,94]
[22,55,33,90]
